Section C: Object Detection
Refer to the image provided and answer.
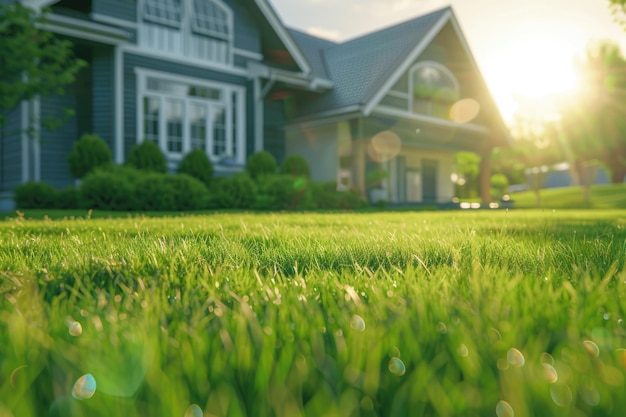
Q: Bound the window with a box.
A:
[139,0,232,64]
[409,62,459,118]
[138,72,245,165]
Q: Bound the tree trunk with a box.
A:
[607,156,626,183]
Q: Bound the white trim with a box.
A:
[363,9,451,116]
[21,100,29,183]
[134,68,246,163]
[386,90,410,99]
[373,105,490,134]
[121,45,248,77]
[253,0,311,74]
[234,48,263,61]
[39,23,128,45]
[135,68,245,92]
[114,46,124,164]
[286,112,361,131]
[46,13,131,38]
[91,13,139,29]
[288,105,362,125]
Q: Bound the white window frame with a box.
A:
[138,0,234,65]
[408,61,459,116]
[136,68,246,166]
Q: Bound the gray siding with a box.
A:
[0,105,23,192]
[93,0,137,23]
[40,92,77,189]
[92,46,115,149]
[123,53,249,162]
[229,0,262,55]
[263,99,286,163]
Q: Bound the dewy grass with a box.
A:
[1,210,625,416]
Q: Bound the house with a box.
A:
[0,0,509,210]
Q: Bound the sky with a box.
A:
[270,0,626,122]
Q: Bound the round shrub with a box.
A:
[14,181,57,208]
[210,173,256,209]
[178,149,213,187]
[127,141,167,173]
[166,174,210,211]
[245,151,277,181]
[54,186,79,209]
[134,173,176,211]
[67,134,112,179]
[80,169,135,211]
[280,155,310,177]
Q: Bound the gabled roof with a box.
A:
[291,7,450,117]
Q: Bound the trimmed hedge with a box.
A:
[166,174,210,211]
[312,182,367,210]
[255,175,314,210]
[67,134,112,179]
[80,169,136,210]
[14,181,57,209]
[178,149,213,187]
[127,141,167,173]
[210,173,256,209]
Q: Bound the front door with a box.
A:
[422,159,438,203]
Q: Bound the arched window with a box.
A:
[410,62,459,118]
[140,0,232,64]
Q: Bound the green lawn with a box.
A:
[1,210,625,416]
[510,183,626,209]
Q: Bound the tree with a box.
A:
[558,41,626,184]
[0,3,85,128]
[610,0,626,27]
[493,109,566,205]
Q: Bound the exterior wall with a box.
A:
[229,0,262,55]
[93,0,137,23]
[286,123,338,183]
[40,92,78,188]
[0,105,24,208]
[263,99,286,163]
[92,46,115,149]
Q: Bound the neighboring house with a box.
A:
[0,0,509,210]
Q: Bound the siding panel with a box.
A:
[0,105,23,192]
[92,46,115,149]
[40,92,77,189]
[93,0,137,23]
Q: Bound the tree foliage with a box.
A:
[557,41,626,183]
[0,3,85,127]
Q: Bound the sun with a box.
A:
[482,22,582,121]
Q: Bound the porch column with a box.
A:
[478,147,492,205]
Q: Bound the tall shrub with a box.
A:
[177,149,213,187]
[67,133,112,178]
[245,151,276,181]
[127,141,167,173]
